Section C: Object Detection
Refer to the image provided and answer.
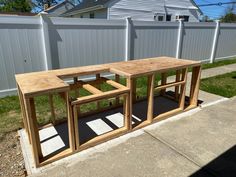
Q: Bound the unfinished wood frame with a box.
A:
[16,56,201,167]
[17,89,76,167]
[71,78,130,150]
[152,68,188,121]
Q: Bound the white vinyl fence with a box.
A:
[0,15,236,97]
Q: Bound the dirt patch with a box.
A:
[0,131,26,177]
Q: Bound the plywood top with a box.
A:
[108,57,201,77]
[16,57,201,97]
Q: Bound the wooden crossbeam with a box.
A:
[72,88,129,105]
[82,84,103,94]
[155,80,185,90]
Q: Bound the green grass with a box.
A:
[200,71,236,98]
[0,58,236,135]
[202,58,236,70]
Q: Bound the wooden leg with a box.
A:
[189,66,201,107]
[132,78,137,102]
[73,105,80,149]
[49,94,56,125]
[17,85,31,144]
[179,68,188,110]
[126,78,133,130]
[96,74,101,110]
[24,97,42,166]
[175,70,181,100]
[147,74,155,123]
[161,73,167,96]
[123,93,131,130]
[64,92,76,151]
[115,74,120,106]
[73,77,79,98]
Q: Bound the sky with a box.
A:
[194,0,235,19]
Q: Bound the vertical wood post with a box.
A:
[125,17,132,61]
[147,74,155,123]
[190,66,201,107]
[176,19,184,59]
[210,20,220,63]
[40,13,52,70]
[126,78,133,130]
[115,74,120,105]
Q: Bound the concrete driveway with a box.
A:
[29,96,236,177]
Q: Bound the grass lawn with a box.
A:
[200,71,236,98]
[0,58,236,136]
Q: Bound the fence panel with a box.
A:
[0,16,45,94]
[132,21,178,59]
[181,23,216,61]
[215,23,236,59]
[48,18,126,69]
[0,16,236,97]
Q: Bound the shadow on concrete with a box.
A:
[42,94,203,159]
[190,145,236,177]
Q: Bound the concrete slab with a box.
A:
[30,133,211,177]
[144,97,236,176]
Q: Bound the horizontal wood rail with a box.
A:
[82,84,102,94]
[155,80,185,90]
[72,88,129,105]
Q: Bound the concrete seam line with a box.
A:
[200,98,229,108]
[143,130,219,177]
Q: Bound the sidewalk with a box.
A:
[22,63,236,177]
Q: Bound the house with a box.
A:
[62,0,203,22]
[42,0,76,17]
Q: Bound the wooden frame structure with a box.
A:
[15,56,201,167]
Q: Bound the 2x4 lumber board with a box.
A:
[48,94,56,125]
[73,77,79,98]
[190,66,202,107]
[175,70,181,100]
[161,73,167,95]
[82,84,103,95]
[65,92,76,152]
[73,105,80,150]
[179,68,188,110]
[78,127,127,150]
[123,93,131,130]
[72,88,129,105]
[115,74,120,105]
[96,74,101,111]
[39,148,73,167]
[155,80,185,90]
[126,78,133,130]
[24,97,42,167]
[106,79,127,90]
[147,74,155,123]
[69,77,107,90]
[17,85,30,142]
[154,108,183,121]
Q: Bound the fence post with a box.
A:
[125,17,132,61]
[40,13,52,70]
[176,19,184,59]
[210,20,220,63]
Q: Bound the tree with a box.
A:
[0,0,32,12]
[33,0,58,11]
[220,1,236,23]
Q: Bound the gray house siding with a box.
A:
[73,9,107,19]
[107,0,201,21]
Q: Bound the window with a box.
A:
[90,12,95,19]
[176,15,189,22]
[166,14,172,21]
[154,13,164,21]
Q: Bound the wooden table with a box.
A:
[16,56,201,167]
